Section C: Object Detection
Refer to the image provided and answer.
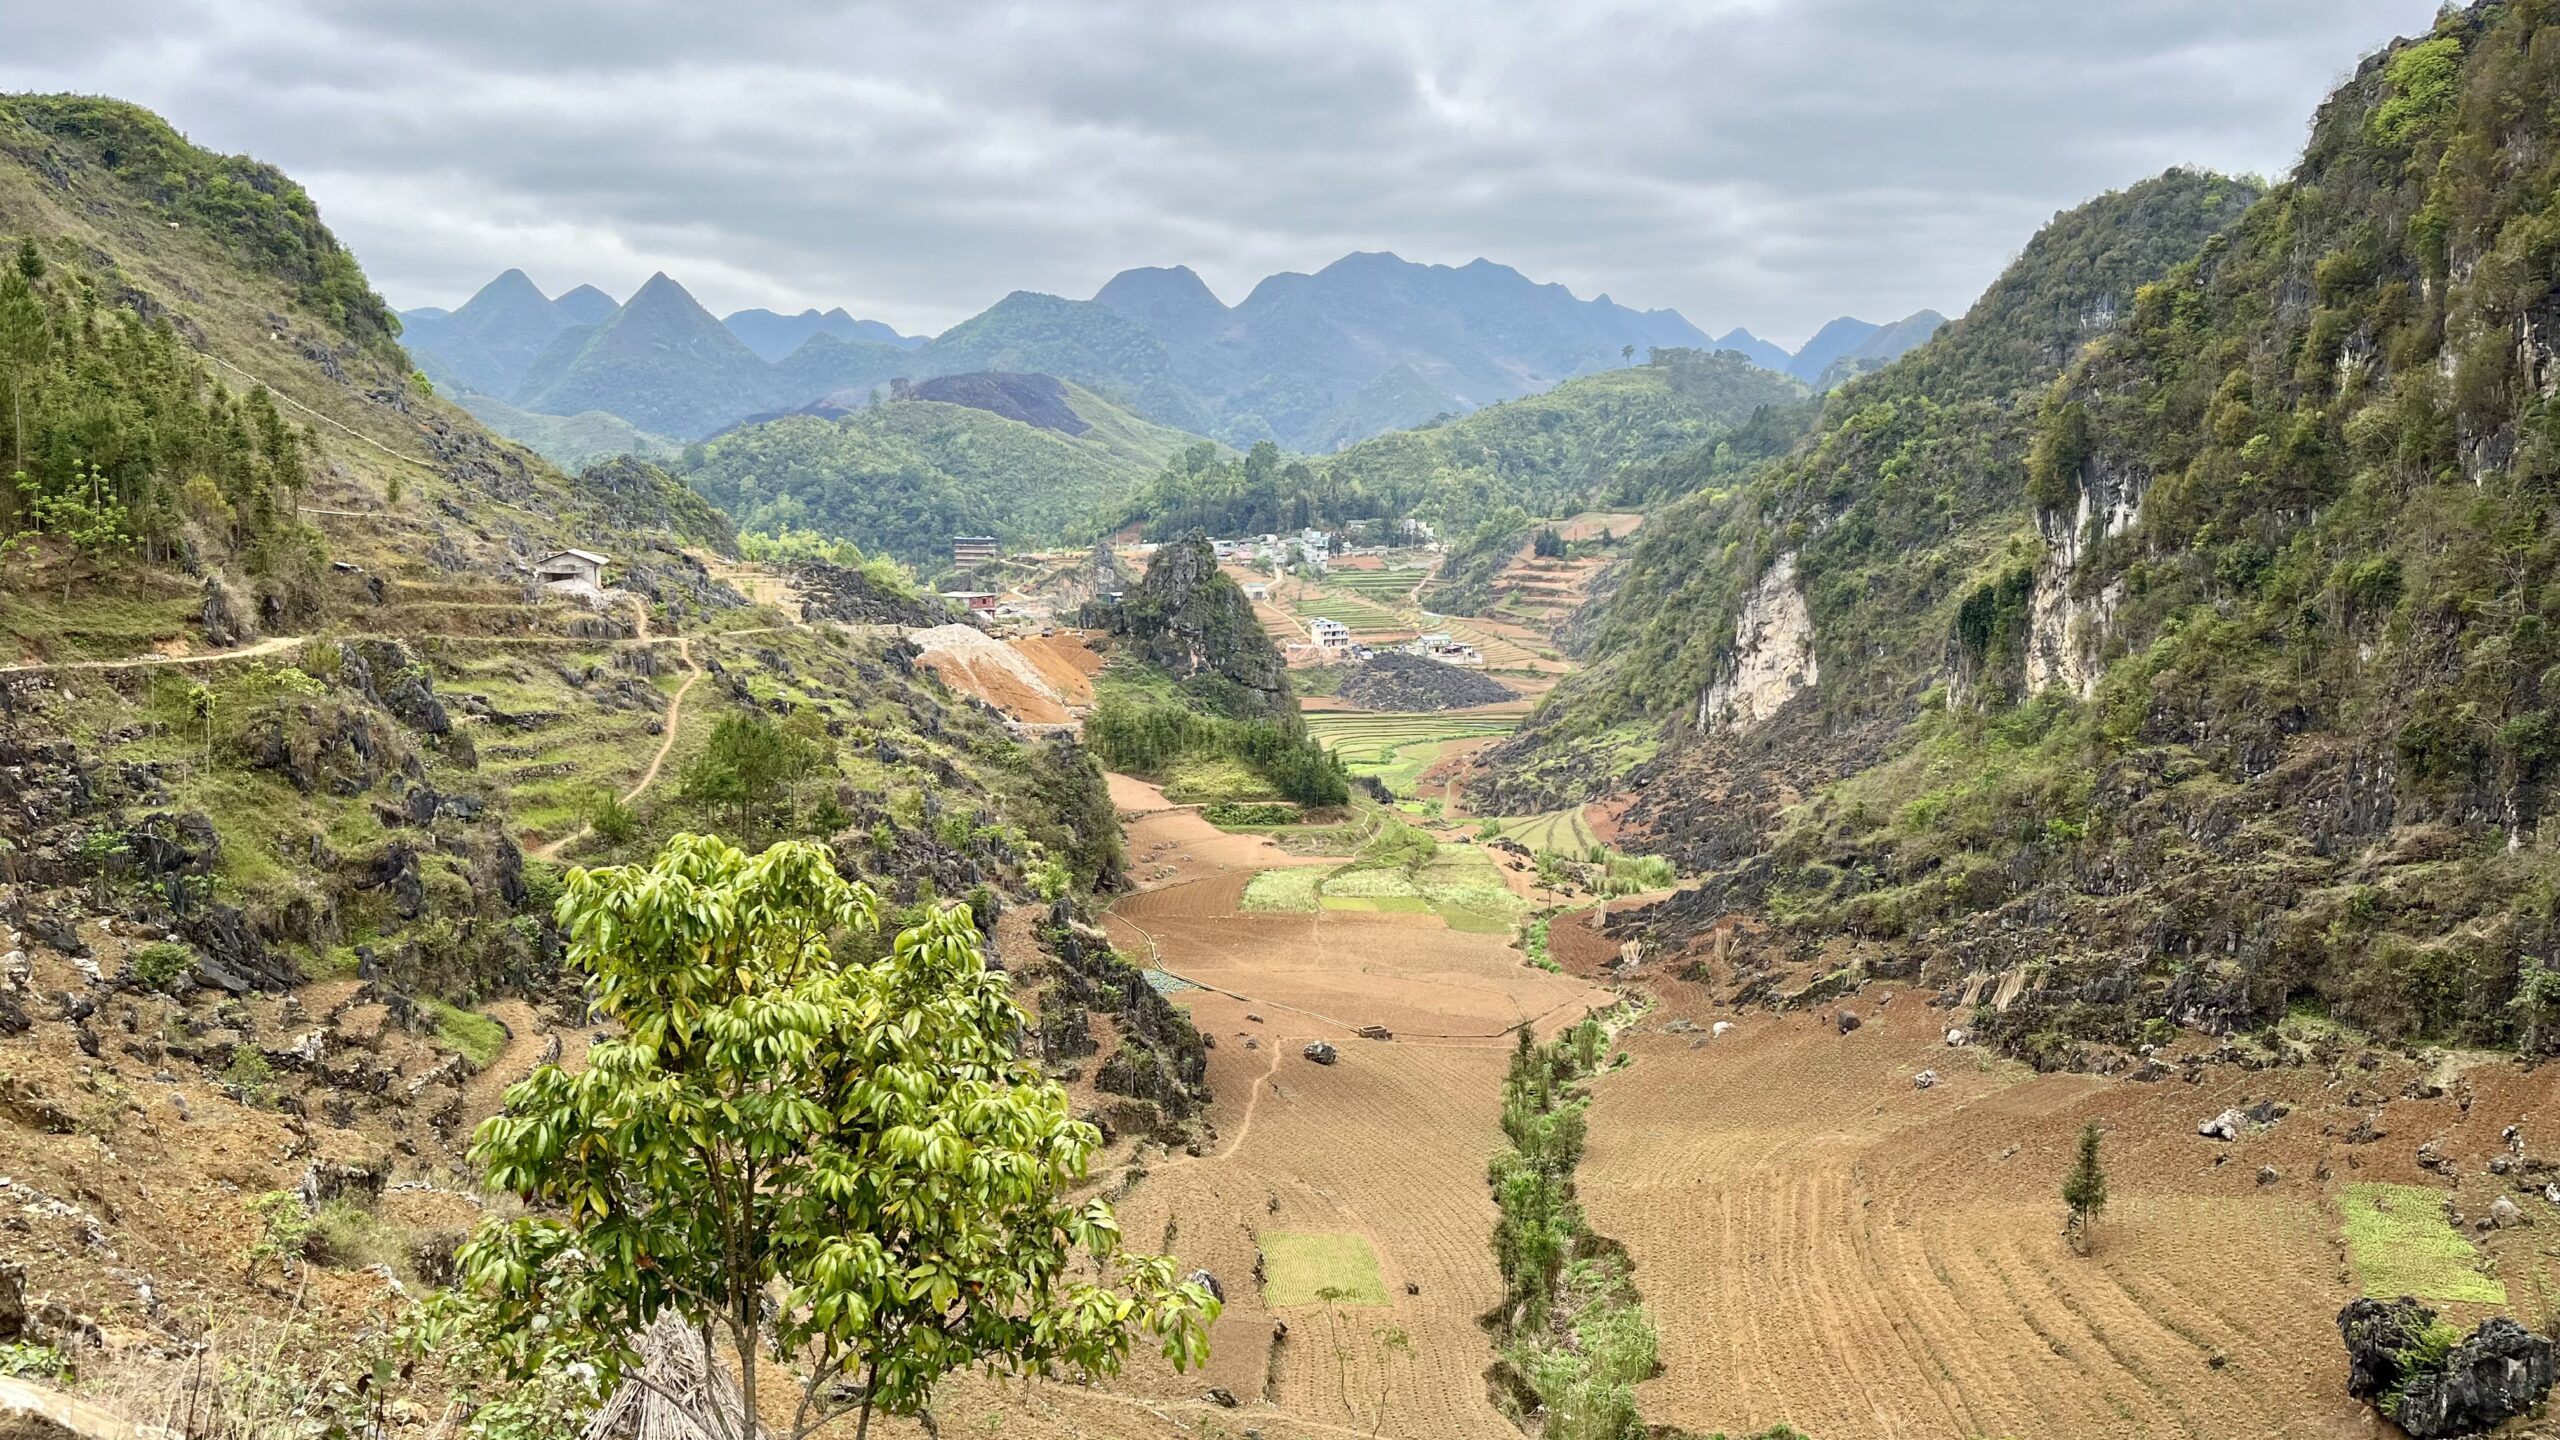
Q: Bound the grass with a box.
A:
[1319,895,1435,914]
[1160,753,1281,804]
[1242,868,1324,913]
[1260,1231,1391,1307]
[422,999,509,1070]
[2339,1182,2508,1303]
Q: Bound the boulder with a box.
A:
[1185,1268,1224,1303]
[2199,1108,2248,1141]
[1302,1041,1338,1066]
[1836,1010,1861,1035]
[2396,1318,2555,1439]
[1711,1021,1733,1038]
[2490,1195,2529,1229]
[1946,1027,1971,1047]
[2257,1166,2280,1186]
[2340,1298,2558,1439]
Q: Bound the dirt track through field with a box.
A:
[1078,773,1615,1439]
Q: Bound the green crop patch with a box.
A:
[2339,1183,2507,1303]
[1241,868,1324,913]
[1259,1231,1391,1307]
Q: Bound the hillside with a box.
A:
[1119,345,1807,542]
[1489,0,2560,1061]
[0,93,1227,1438]
[681,375,1206,565]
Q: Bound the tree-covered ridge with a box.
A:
[1120,347,1805,543]
[679,378,1205,567]
[1,237,326,601]
[0,96,396,349]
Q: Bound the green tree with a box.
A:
[679,709,821,844]
[435,835,1217,1440]
[2063,1120,2108,1252]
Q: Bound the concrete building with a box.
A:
[951,535,1001,567]
[1309,616,1352,650]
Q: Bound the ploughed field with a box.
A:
[1561,945,2560,1440]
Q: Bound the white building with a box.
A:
[534,548,610,588]
[1308,616,1352,650]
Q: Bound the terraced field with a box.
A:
[1292,591,1409,637]
[1306,711,1522,794]
[1327,568,1430,603]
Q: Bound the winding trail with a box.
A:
[0,633,308,677]
[532,634,699,862]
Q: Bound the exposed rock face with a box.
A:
[1104,534,1293,722]
[2340,1297,2556,1438]
[1698,553,1816,734]
[2025,460,2142,696]
[1337,653,1514,712]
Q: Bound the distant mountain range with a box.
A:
[397,257,1943,451]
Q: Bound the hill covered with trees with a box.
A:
[1488,0,2560,1059]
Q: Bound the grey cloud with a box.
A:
[0,0,2440,345]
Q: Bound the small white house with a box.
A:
[1309,616,1352,650]
[1242,582,1270,602]
[535,548,611,589]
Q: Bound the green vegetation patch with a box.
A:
[2339,1183,2507,1303]
[1259,1231,1390,1307]
[1322,868,1423,900]
[422,1000,509,1071]
[1240,869,1324,913]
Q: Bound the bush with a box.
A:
[1201,801,1299,828]
[126,940,195,993]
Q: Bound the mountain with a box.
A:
[724,305,925,361]
[1783,316,1879,382]
[1094,251,1716,450]
[408,252,1773,454]
[917,290,1213,434]
[511,272,783,439]
[681,373,1207,565]
[398,268,584,396]
[1488,1,2560,1057]
[1711,327,1793,372]
[1812,308,1946,388]
[553,283,621,325]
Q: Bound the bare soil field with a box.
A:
[1572,993,2521,1440]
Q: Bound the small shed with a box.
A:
[535,548,612,589]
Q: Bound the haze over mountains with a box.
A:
[396,257,1940,457]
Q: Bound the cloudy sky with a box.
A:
[6,0,2439,347]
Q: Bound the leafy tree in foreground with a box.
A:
[2063,1120,2107,1253]
[429,835,1219,1440]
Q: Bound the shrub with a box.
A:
[126,940,195,994]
